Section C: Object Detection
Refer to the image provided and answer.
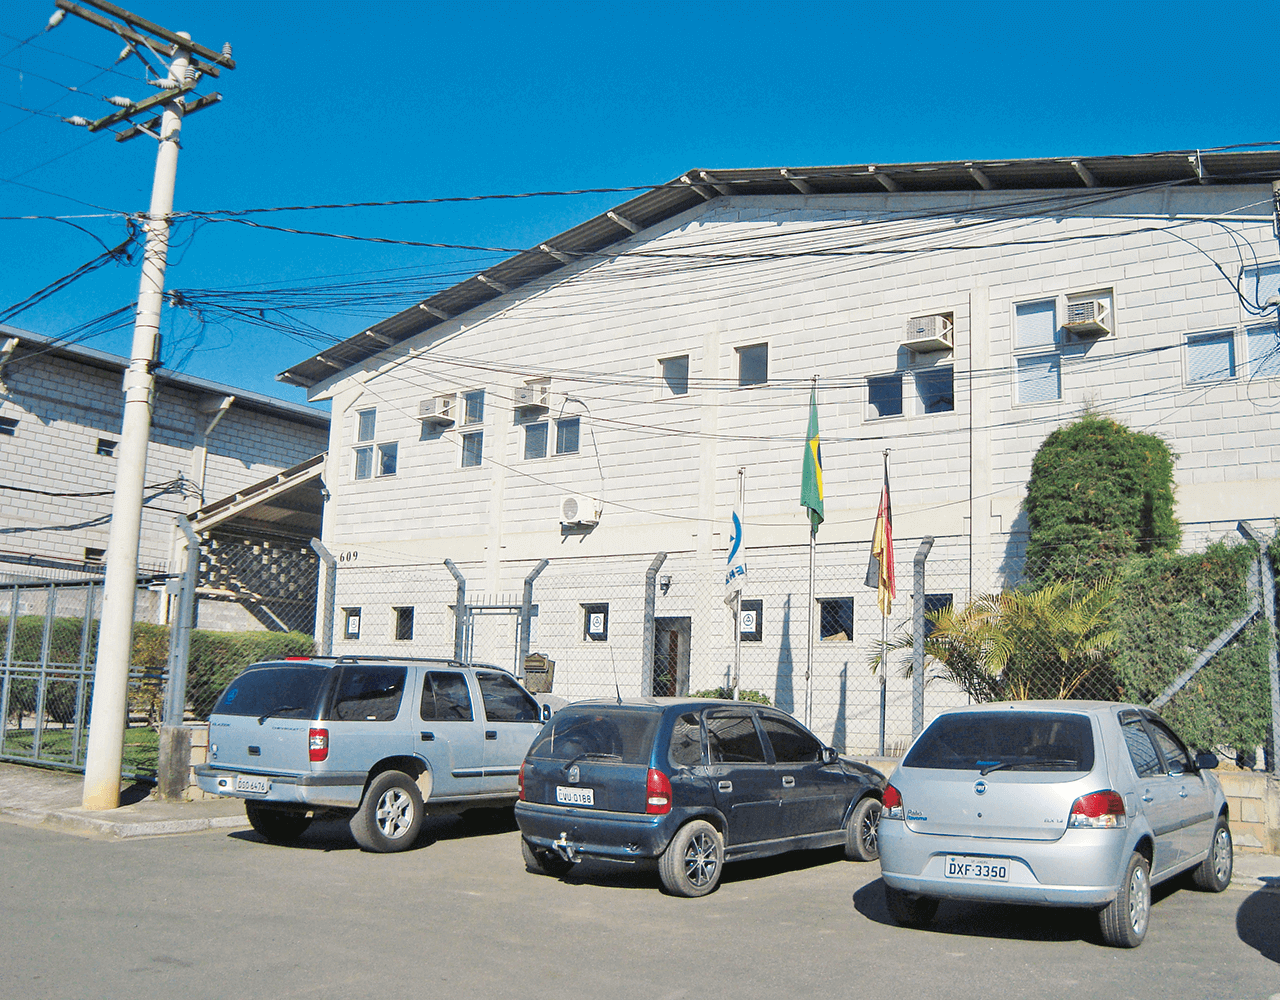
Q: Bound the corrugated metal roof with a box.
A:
[278,148,1280,389]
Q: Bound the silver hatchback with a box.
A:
[877,701,1232,947]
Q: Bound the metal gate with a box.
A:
[0,579,163,777]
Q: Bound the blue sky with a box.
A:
[2,0,1275,406]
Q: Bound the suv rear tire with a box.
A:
[245,801,312,844]
[658,820,724,897]
[350,770,424,853]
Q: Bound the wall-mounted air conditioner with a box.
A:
[1063,299,1112,337]
[419,395,455,426]
[514,384,550,413]
[560,493,600,526]
[902,314,954,353]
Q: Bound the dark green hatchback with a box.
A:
[515,698,885,896]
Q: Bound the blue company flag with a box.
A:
[725,507,746,604]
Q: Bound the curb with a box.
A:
[0,803,251,839]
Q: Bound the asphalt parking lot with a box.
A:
[1,808,1277,1000]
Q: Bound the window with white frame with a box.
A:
[1015,299,1058,349]
[461,390,484,468]
[1243,262,1280,312]
[352,408,398,479]
[394,606,414,641]
[524,421,548,460]
[522,416,578,460]
[96,438,117,457]
[1017,355,1062,404]
[1187,331,1236,383]
[377,442,398,476]
[556,416,579,455]
[0,415,18,436]
[867,373,903,418]
[463,389,484,425]
[661,354,689,396]
[737,343,768,386]
[461,430,483,468]
[1247,323,1280,378]
[818,597,854,640]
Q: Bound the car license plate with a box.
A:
[944,855,1009,881]
[555,785,594,806]
[234,774,271,795]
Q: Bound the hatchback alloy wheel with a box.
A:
[659,819,724,897]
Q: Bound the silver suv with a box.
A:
[877,701,1231,947]
[194,657,550,852]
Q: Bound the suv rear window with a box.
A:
[212,665,331,720]
[527,707,661,765]
[905,711,1094,772]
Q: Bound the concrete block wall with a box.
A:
[1218,769,1280,853]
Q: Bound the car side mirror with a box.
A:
[1194,751,1219,771]
[541,703,553,722]
[822,746,839,765]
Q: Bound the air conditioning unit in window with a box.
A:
[514,384,550,413]
[1064,299,1112,337]
[419,395,455,426]
[560,493,600,526]
[902,314,954,353]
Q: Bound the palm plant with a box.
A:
[870,577,1120,703]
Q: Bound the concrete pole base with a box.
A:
[156,726,192,801]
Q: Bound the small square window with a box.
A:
[868,374,903,418]
[923,593,953,638]
[343,607,362,640]
[1016,299,1057,349]
[354,445,374,480]
[463,390,484,425]
[95,438,117,457]
[916,368,954,414]
[0,416,16,437]
[555,417,579,455]
[525,422,548,459]
[1016,355,1061,403]
[394,606,414,641]
[461,430,483,468]
[661,355,689,395]
[583,603,609,641]
[377,442,398,476]
[1187,332,1235,383]
[818,597,854,641]
[357,409,376,442]
[737,343,768,386]
[738,598,763,642]
[1247,324,1280,378]
[84,547,105,565]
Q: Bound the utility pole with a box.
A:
[48,1,234,810]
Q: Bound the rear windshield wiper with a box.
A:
[258,705,303,725]
[978,758,1080,776]
[561,751,623,772]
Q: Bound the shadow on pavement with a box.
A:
[853,876,1184,947]
[227,806,520,853]
[1237,883,1280,964]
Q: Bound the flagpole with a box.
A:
[878,449,890,755]
[806,521,815,728]
[733,466,744,701]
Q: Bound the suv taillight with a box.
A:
[1068,790,1126,829]
[646,768,672,814]
[882,783,903,819]
[518,761,526,801]
[309,728,329,762]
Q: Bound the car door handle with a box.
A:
[718,781,733,793]
[485,730,497,740]
[420,732,434,742]
[782,776,796,788]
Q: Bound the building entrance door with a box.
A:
[652,617,691,697]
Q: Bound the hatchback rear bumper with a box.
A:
[878,820,1131,907]
[515,800,681,862]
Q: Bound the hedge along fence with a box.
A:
[1109,540,1273,756]
[1,616,314,725]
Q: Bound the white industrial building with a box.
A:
[279,150,1280,753]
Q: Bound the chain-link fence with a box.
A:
[320,522,1278,765]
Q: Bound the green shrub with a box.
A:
[1025,415,1180,585]
[693,687,771,705]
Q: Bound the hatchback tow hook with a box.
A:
[553,833,581,863]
